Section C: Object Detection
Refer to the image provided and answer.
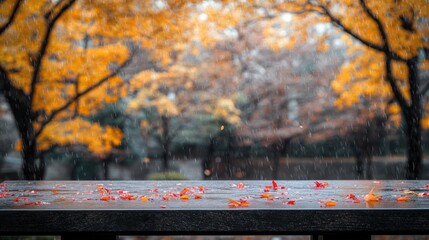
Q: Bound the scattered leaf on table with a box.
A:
[272,180,278,190]
[314,181,328,189]
[418,192,429,197]
[260,193,272,199]
[404,190,418,195]
[228,198,249,208]
[345,194,356,199]
[324,201,336,207]
[396,196,411,202]
[364,188,381,202]
[140,196,149,202]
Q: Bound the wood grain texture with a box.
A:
[1,180,428,234]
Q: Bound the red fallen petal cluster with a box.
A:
[345,194,355,199]
[272,180,278,190]
[96,185,116,201]
[118,190,136,200]
[236,182,245,189]
[345,193,361,203]
[286,200,295,205]
[24,201,50,206]
[162,193,177,200]
[0,193,14,198]
[0,183,16,199]
[314,181,328,189]
[97,185,111,195]
[0,184,12,196]
[180,187,191,196]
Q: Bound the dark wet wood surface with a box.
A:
[0,180,429,235]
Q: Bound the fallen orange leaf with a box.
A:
[180,195,189,200]
[180,187,190,196]
[396,196,411,202]
[228,198,249,208]
[100,196,110,201]
[364,188,381,202]
[260,193,272,199]
[140,196,149,202]
[324,201,336,207]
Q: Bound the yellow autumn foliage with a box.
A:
[213,98,241,125]
[1,0,217,157]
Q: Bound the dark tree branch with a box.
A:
[35,52,135,138]
[358,0,389,48]
[385,56,410,111]
[317,2,406,62]
[318,4,383,51]
[0,0,22,35]
[44,0,64,20]
[29,0,76,107]
[356,0,410,110]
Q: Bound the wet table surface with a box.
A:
[1,180,429,235]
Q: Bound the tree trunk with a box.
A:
[21,131,38,180]
[225,130,235,179]
[355,150,364,179]
[364,154,373,180]
[103,159,110,180]
[271,145,280,180]
[405,58,422,179]
[35,154,46,180]
[352,125,374,180]
[272,139,290,180]
[1,67,39,180]
[203,137,215,179]
[161,116,170,172]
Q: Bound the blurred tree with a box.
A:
[128,56,241,172]
[90,102,134,180]
[247,0,429,179]
[0,0,202,180]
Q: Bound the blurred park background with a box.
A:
[1,2,429,240]
[1,0,429,183]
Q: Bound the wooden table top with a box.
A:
[1,180,429,235]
